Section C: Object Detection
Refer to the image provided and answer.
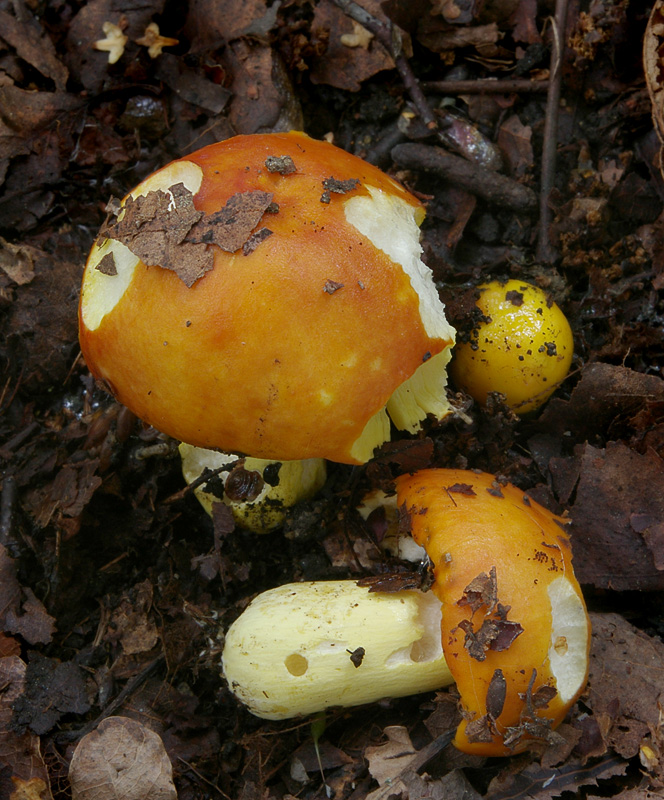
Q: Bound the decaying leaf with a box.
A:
[457,617,524,661]
[68,716,177,800]
[586,612,664,760]
[320,176,361,203]
[4,588,56,646]
[644,1,664,177]
[188,189,275,253]
[569,442,664,591]
[105,580,159,656]
[0,657,53,800]
[309,0,394,91]
[457,567,498,614]
[10,652,91,736]
[104,184,275,287]
[365,726,418,786]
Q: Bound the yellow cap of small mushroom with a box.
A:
[450,280,573,414]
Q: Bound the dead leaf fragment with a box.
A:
[105,580,159,656]
[0,8,68,91]
[419,22,502,54]
[587,612,664,759]
[310,0,394,91]
[69,716,177,800]
[320,177,360,203]
[0,657,53,800]
[569,442,664,591]
[457,567,497,614]
[365,726,417,786]
[644,1,664,177]
[10,652,91,736]
[189,190,275,253]
[104,184,274,286]
[4,588,56,646]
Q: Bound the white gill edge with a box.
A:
[343,186,455,342]
[547,576,590,702]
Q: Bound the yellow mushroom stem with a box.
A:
[179,443,326,533]
[221,581,453,719]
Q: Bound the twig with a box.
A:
[391,143,538,212]
[162,462,238,505]
[56,655,166,743]
[361,732,455,800]
[0,475,16,548]
[178,757,232,799]
[536,0,570,262]
[424,78,550,94]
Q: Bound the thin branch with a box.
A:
[392,143,538,212]
[424,78,550,94]
[537,0,570,262]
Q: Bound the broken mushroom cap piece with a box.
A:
[179,443,326,534]
[395,468,590,756]
[450,280,573,414]
[221,580,453,719]
[78,131,455,465]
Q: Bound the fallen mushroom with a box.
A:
[450,279,574,414]
[222,469,590,757]
[222,580,453,719]
[395,469,590,755]
[179,443,326,533]
[78,131,456,466]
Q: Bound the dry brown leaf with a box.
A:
[419,22,501,53]
[0,8,68,91]
[487,753,628,800]
[0,238,37,286]
[569,442,664,591]
[365,725,418,786]
[183,0,274,46]
[535,362,664,442]
[0,657,53,800]
[69,716,177,800]
[106,580,159,656]
[309,0,394,92]
[225,41,303,133]
[4,588,56,646]
[496,115,534,178]
[587,612,664,761]
[507,0,542,45]
[644,0,664,177]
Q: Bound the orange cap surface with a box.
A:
[79,132,454,464]
[396,468,590,756]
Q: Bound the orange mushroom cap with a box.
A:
[79,132,455,464]
[395,468,590,756]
